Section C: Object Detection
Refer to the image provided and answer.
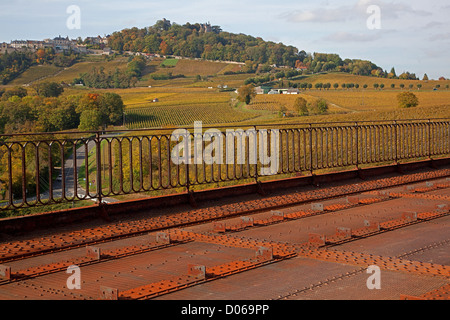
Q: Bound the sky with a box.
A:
[1,0,449,79]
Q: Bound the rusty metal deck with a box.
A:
[0,164,449,307]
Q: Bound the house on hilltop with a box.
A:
[0,42,15,54]
[200,22,212,33]
[11,40,46,50]
[85,35,109,46]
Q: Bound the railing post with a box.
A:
[428,119,432,160]
[21,144,27,205]
[7,145,13,206]
[95,132,102,204]
[254,125,259,185]
[309,124,313,175]
[185,131,190,194]
[394,120,398,165]
[354,122,359,169]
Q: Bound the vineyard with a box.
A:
[295,72,450,91]
[125,104,259,129]
[306,90,450,112]
[117,85,261,128]
[247,94,343,114]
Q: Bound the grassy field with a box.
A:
[160,58,179,67]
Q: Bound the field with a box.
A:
[294,72,450,91]
[247,93,345,114]
[3,56,449,129]
[115,86,232,108]
[160,58,179,67]
[113,86,258,128]
[9,64,63,86]
[45,56,130,84]
[160,58,242,76]
[125,104,258,128]
[306,89,450,112]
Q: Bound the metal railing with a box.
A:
[0,119,449,212]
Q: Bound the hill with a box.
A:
[106,19,403,78]
[0,19,427,89]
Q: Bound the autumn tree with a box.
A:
[127,56,147,78]
[78,109,102,131]
[388,67,397,79]
[35,82,64,97]
[307,98,328,115]
[294,97,308,116]
[100,92,125,125]
[159,40,169,55]
[237,84,256,105]
[397,92,419,108]
[36,49,46,64]
[76,92,124,130]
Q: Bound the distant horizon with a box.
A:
[1,0,449,80]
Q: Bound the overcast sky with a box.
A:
[1,0,449,79]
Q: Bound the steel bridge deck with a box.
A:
[0,163,449,303]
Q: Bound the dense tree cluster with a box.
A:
[299,53,391,77]
[107,20,300,67]
[0,87,124,134]
[34,81,65,97]
[0,51,34,84]
[0,49,81,84]
[397,92,419,109]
